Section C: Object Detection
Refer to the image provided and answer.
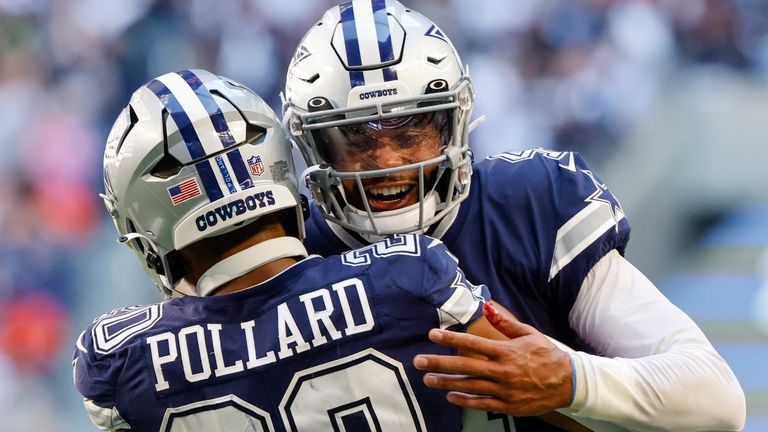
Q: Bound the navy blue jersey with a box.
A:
[305,150,630,354]
[74,234,489,431]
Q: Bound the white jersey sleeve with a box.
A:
[563,250,745,431]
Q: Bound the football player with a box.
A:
[73,69,509,431]
[282,0,745,430]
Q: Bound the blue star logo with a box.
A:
[581,169,625,231]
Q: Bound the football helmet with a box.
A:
[102,69,304,297]
[283,0,475,239]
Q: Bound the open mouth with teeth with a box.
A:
[363,183,418,212]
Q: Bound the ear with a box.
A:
[165,249,186,281]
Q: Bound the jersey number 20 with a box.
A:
[161,348,427,432]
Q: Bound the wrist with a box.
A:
[556,349,574,409]
[567,352,576,407]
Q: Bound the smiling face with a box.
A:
[315,111,449,212]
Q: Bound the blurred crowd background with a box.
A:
[1,0,767,430]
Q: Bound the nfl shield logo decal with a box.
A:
[248,155,264,176]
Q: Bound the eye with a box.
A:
[397,133,422,149]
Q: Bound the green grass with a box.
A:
[747,391,768,416]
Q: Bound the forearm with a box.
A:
[566,250,745,431]
[565,347,744,431]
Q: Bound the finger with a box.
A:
[444,392,510,413]
[422,373,502,397]
[484,301,536,339]
[413,354,496,378]
[427,329,506,358]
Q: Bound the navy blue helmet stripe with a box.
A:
[340,2,366,88]
[372,0,398,82]
[146,79,206,160]
[226,149,252,189]
[215,155,237,194]
[194,160,224,201]
[178,70,237,148]
[146,78,223,201]
[382,66,398,82]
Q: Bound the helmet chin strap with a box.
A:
[344,191,438,242]
[196,237,308,297]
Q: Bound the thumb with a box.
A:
[483,302,533,339]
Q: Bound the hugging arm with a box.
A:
[415,250,746,431]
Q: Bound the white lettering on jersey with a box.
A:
[277,302,312,359]
[241,320,277,369]
[333,278,375,336]
[299,288,343,347]
[147,332,177,392]
[178,325,212,383]
[147,278,376,392]
[208,323,245,377]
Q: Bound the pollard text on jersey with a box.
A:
[147,277,375,392]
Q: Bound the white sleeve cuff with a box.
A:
[83,399,130,431]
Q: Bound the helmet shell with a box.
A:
[103,69,302,294]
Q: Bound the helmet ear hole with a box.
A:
[308,97,333,112]
[425,79,448,94]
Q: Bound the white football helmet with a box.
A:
[283,0,475,239]
[102,69,304,297]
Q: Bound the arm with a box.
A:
[563,250,745,431]
[415,251,746,431]
[74,319,134,432]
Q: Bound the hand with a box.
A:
[413,302,573,416]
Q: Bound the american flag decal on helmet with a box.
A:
[168,177,202,205]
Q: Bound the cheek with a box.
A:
[341,179,365,207]
[411,143,441,162]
